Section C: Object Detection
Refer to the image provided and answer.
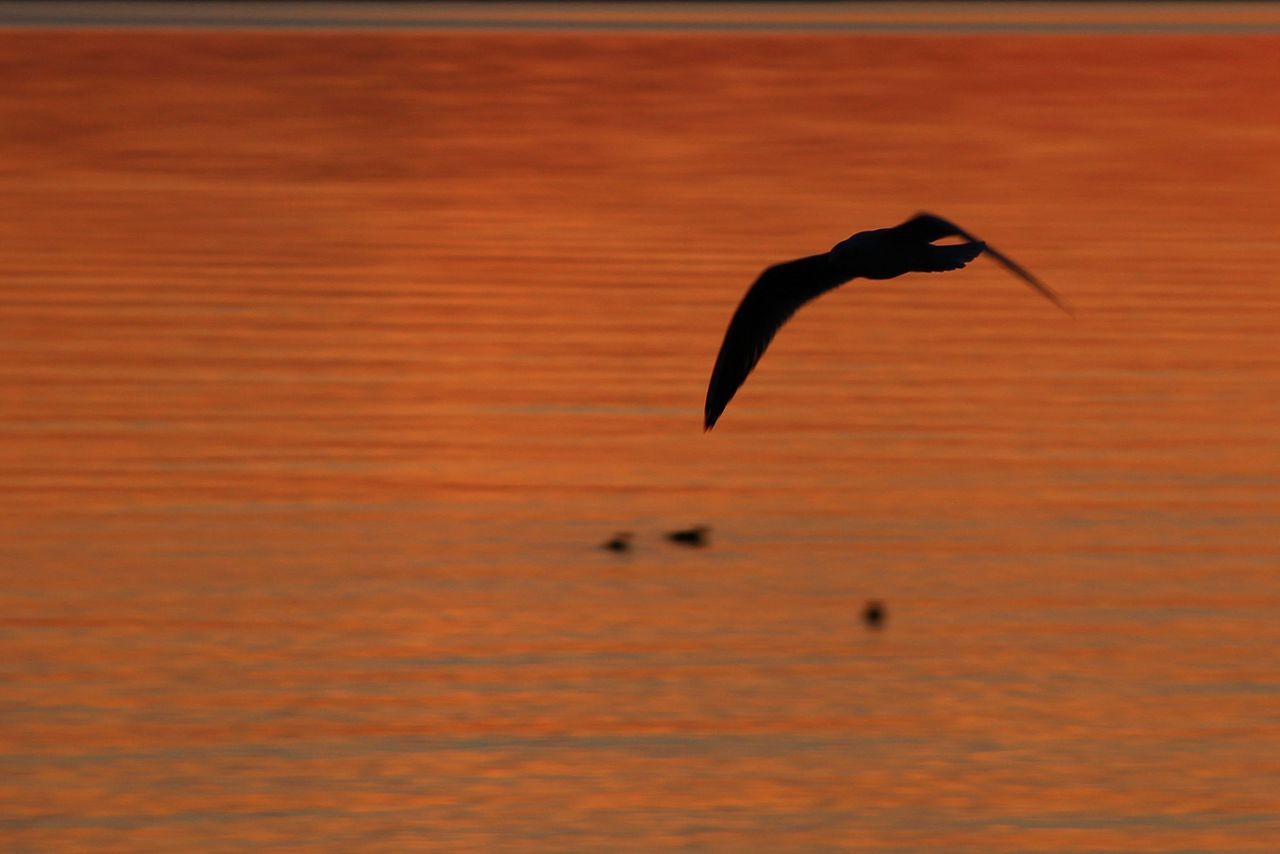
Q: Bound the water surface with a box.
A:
[2,25,1279,852]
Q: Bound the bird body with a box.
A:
[667,525,710,547]
[829,223,984,280]
[602,532,633,552]
[703,212,1069,430]
[862,600,887,630]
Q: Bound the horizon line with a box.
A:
[3,2,1280,34]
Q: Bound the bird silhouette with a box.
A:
[666,525,709,547]
[862,599,887,630]
[602,532,633,553]
[703,212,1071,430]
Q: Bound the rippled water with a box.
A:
[2,25,1280,852]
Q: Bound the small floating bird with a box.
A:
[704,212,1071,430]
[862,600,887,630]
[602,532,633,553]
[666,525,709,547]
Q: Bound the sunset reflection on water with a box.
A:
[2,21,1279,852]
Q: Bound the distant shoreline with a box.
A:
[3,2,1280,33]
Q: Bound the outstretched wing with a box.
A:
[899,212,1073,316]
[704,254,847,430]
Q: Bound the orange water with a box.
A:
[2,29,1279,852]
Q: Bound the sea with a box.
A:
[2,5,1279,851]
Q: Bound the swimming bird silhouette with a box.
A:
[602,532,633,553]
[666,525,709,547]
[703,212,1070,430]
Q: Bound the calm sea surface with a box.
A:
[2,21,1280,853]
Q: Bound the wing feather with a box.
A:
[913,241,985,273]
[704,254,847,430]
[894,212,967,244]
[901,212,1073,315]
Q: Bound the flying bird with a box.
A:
[703,212,1070,430]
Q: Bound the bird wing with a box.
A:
[899,212,1073,316]
[913,241,985,273]
[704,254,846,430]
